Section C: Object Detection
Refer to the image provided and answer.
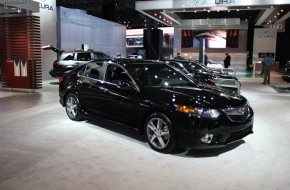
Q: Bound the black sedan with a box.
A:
[59,59,254,153]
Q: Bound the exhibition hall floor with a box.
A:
[0,72,290,190]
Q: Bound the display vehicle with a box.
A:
[42,45,111,77]
[282,61,290,82]
[166,59,241,93]
[59,58,254,153]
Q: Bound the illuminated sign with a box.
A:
[215,0,236,5]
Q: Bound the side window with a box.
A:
[94,52,110,59]
[60,53,75,61]
[77,53,91,61]
[84,62,103,80]
[105,65,131,84]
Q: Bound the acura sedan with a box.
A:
[59,58,253,153]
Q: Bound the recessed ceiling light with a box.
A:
[154,13,157,16]
[274,16,276,18]
[203,8,206,11]
[237,9,239,12]
[247,7,250,9]
[194,11,197,13]
[277,13,280,15]
[281,10,284,12]
[208,10,210,13]
[228,10,230,12]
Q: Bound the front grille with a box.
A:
[226,126,253,143]
[222,103,251,122]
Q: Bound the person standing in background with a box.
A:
[223,52,231,68]
[261,52,275,85]
[174,52,185,60]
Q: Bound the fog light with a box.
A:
[201,134,213,144]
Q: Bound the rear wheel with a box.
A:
[145,113,176,153]
[65,94,83,121]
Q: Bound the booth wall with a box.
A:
[33,0,57,81]
[59,7,126,58]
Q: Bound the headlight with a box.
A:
[174,104,220,119]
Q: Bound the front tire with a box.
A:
[65,94,83,121]
[145,113,176,153]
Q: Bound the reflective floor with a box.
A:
[0,71,290,190]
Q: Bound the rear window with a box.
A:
[77,53,91,61]
[60,53,75,61]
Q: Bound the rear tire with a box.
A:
[144,113,176,153]
[65,94,83,121]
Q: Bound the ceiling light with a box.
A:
[281,10,284,12]
[208,10,210,13]
[277,13,280,15]
[17,8,21,13]
[159,16,161,18]
[269,20,271,22]
[247,7,250,9]
[274,16,276,18]
[194,11,197,13]
[163,18,165,21]
[237,9,239,12]
[154,13,157,16]
[203,8,206,11]
[217,10,219,12]
[271,6,273,8]
[228,10,230,12]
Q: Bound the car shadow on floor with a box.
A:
[85,117,245,157]
[86,118,147,143]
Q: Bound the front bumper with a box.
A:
[172,112,254,149]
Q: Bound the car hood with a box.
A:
[143,85,247,109]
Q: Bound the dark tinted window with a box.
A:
[77,53,91,61]
[105,65,131,84]
[126,64,194,87]
[60,53,75,61]
[84,62,103,79]
[94,52,111,59]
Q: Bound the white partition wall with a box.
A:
[33,0,57,80]
[253,28,277,61]
[59,7,126,58]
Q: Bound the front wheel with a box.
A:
[65,94,83,121]
[145,113,176,153]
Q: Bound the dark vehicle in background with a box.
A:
[166,59,241,93]
[59,58,253,153]
[282,61,290,82]
[42,45,111,77]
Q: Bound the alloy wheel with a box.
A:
[146,118,170,150]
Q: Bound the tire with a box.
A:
[65,94,83,121]
[144,113,176,153]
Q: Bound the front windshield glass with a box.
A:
[180,61,211,73]
[126,63,196,87]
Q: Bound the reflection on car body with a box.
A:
[59,58,254,153]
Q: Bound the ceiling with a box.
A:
[1,0,290,29]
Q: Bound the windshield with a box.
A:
[179,60,212,73]
[126,63,196,87]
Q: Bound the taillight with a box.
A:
[53,60,59,65]
[59,76,64,82]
